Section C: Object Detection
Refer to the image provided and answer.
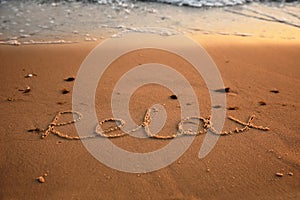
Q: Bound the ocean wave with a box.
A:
[16,0,300,8]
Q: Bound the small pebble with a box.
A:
[258,101,267,106]
[224,87,230,93]
[64,77,75,82]
[24,73,37,78]
[288,172,293,176]
[234,32,252,37]
[170,94,177,100]
[37,176,45,183]
[275,172,284,177]
[227,106,239,110]
[270,89,279,94]
[214,87,230,93]
[27,128,42,132]
[61,88,70,94]
[23,86,31,93]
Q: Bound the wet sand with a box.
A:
[0,32,299,199]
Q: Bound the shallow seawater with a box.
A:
[0,0,299,42]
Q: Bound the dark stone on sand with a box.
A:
[170,95,177,100]
[23,86,31,93]
[214,87,230,93]
[258,101,267,106]
[27,128,42,132]
[64,77,75,82]
[61,88,70,94]
[270,89,279,93]
[227,106,239,110]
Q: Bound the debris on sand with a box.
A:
[270,89,279,94]
[170,94,178,100]
[37,176,45,183]
[61,88,70,94]
[24,86,31,93]
[288,172,294,176]
[27,128,43,133]
[275,172,284,177]
[214,87,230,93]
[19,86,31,93]
[233,32,253,37]
[258,101,267,106]
[64,77,75,82]
[227,106,239,110]
[24,73,37,78]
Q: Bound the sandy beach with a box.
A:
[0,33,299,199]
[0,1,300,199]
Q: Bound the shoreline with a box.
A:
[1,1,300,43]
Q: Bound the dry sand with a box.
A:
[0,31,300,199]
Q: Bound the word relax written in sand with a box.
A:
[34,108,270,140]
